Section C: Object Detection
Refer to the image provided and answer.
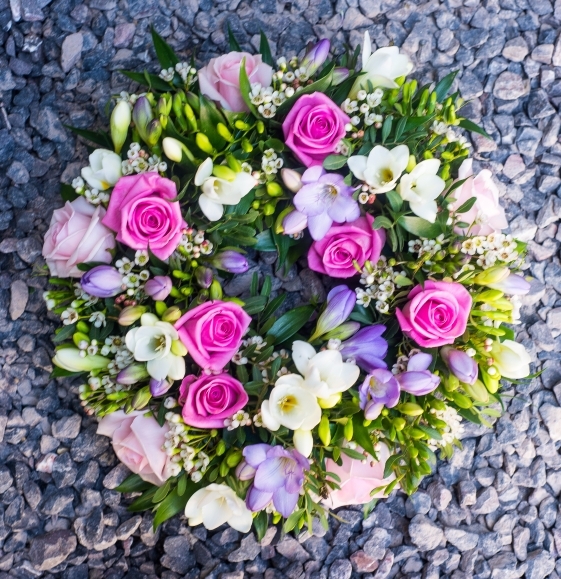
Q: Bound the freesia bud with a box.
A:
[163,137,184,163]
[117,363,149,385]
[157,94,172,116]
[209,280,223,300]
[441,346,478,385]
[81,266,123,298]
[211,250,249,274]
[150,377,173,397]
[487,273,531,295]
[318,392,342,408]
[281,168,303,193]
[461,379,489,403]
[318,415,331,446]
[282,209,308,235]
[162,306,182,323]
[235,460,256,481]
[144,276,173,301]
[293,428,313,457]
[132,96,153,143]
[322,321,361,341]
[311,285,356,341]
[132,385,152,410]
[196,132,215,155]
[473,265,510,286]
[146,119,162,147]
[110,100,131,154]
[301,38,330,75]
[118,305,147,326]
[195,266,213,289]
[53,348,110,372]
[490,339,531,380]
[332,67,350,85]
[171,339,188,357]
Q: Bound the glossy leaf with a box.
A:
[266,305,314,344]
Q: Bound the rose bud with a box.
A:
[81,265,123,298]
[211,250,249,274]
[441,346,478,385]
[144,275,173,301]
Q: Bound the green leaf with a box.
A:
[394,116,408,142]
[381,115,393,143]
[151,27,179,70]
[434,71,458,103]
[121,70,172,92]
[53,323,77,344]
[416,424,442,441]
[352,414,376,458]
[199,94,227,149]
[259,31,274,67]
[152,480,171,503]
[115,474,154,494]
[386,190,403,212]
[254,510,269,541]
[64,125,112,148]
[236,363,249,384]
[261,275,272,297]
[153,483,199,529]
[60,183,78,202]
[283,508,305,533]
[458,118,491,139]
[266,305,314,345]
[260,293,287,322]
[177,473,188,496]
[254,230,276,252]
[239,58,260,117]
[322,155,348,170]
[128,487,158,512]
[372,215,393,230]
[398,215,442,238]
[341,447,366,460]
[227,24,242,51]
[243,295,268,315]
[454,197,477,214]
[264,138,285,152]
[383,453,403,479]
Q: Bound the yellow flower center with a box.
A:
[279,395,298,412]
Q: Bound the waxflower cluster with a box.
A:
[43,29,532,539]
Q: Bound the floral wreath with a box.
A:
[43,29,532,536]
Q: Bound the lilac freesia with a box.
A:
[441,347,478,385]
[149,377,173,397]
[359,369,400,420]
[340,325,388,372]
[301,39,330,75]
[241,444,309,517]
[487,273,531,295]
[312,285,356,340]
[211,250,249,274]
[292,166,360,240]
[282,209,308,235]
[81,265,123,298]
[396,353,440,395]
[144,275,172,301]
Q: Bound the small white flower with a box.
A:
[81,149,122,191]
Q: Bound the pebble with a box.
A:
[61,32,83,72]
[408,515,444,551]
[28,530,77,571]
[493,71,528,100]
[9,279,28,320]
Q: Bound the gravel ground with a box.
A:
[1,0,561,577]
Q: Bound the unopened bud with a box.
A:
[162,306,182,323]
[132,385,152,410]
[118,305,147,326]
[196,132,215,154]
[110,100,131,154]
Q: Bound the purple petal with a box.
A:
[283,210,308,235]
[364,400,384,420]
[243,444,272,468]
[246,485,273,512]
[407,352,433,372]
[398,371,440,395]
[272,487,300,518]
[294,183,331,216]
[254,458,286,492]
[329,194,361,223]
[301,165,325,184]
[284,468,304,494]
[353,354,388,373]
[308,212,334,240]
[291,449,310,471]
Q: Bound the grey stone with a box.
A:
[525,549,555,579]
[502,37,529,61]
[29,530,77,571]
[329,558,352,579]
[228,533,261,562]
[115,515,142,541]
[539,403,561,441]
[494,71,529,100]
[9,280,28,320]
[61,33,83,72]
[408,515,444,551]
[52,414,82,440]
[528,90,556,119]
[350,550,379,573]
[363,528,391,559]
[513,526,531,561]
[471,487,500,515]
[444,527,479,551]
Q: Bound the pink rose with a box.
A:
[307,214,385,278]
[175,300,252,371]
[97,410,173,486]
[448,159,508,236]
[324,444,396,509]
[282,93,350,167]
[396,280,472,348]
[198,52,273,112]
[102,173,187,260]
[42,196,115,278]
[179,373,249,428]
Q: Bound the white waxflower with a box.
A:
[125,314,186,381]
[348,144,409,193]
[185,484,252,532]
[397,159,446,223]
[81,149,122,191]
[194,158,257,221]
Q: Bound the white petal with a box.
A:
[347,155,368,181]
[410,200,438,223]
[361,31,372,69]
[185,488,207,517]
[199,194,224,221]
[233,171,258,197]
[414,174,446,201]
[194,158,213,186]
[261,400,280,431]
[411,158,441,178]
[292,341,317,376]
[299,397,322,430]
[227,498,253,533]
[147,357,171,380]
[391,145,411,175]
[293,429,314,457]
[201,497,230,530]
[81,167,106,191]
[166,354,186,380]
[125,327,139,352]
[141,313,159,326]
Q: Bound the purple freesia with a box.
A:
[301,39,330,75]
[293,166,360,240]
[212,250,249,274]
[396,353,440,395]
[359,369,400,420]
[340,325,388,372]
[144,275,172,301]
[149,377,172,397]
[241,444,309,517]
[441,347,478,385]
[282,210,308,235]
[488,273,531,295]
[81,265,123,298]
[312,285,356,339]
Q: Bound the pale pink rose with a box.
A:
[396,280,472,348]
[102,173,187,260]
[198,52,273,112]
[324,443,396,509]
[42,196,115,278]
[448,159,508,236]
[175,300,252,371]
[97,410,173,486]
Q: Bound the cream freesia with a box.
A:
[350,32,413,97]
[397,159,446,223]
[347,145,409,193]
[184,483,252,532]
[81,149,122,191]
[195,158,257,221]
[491,340,531,380]
[53,348,110,373]
[125,313,186,381]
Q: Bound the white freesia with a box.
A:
[350,31,413,97]
[195,158,257,221]
[185,483,252,532]
[81,149,122,191]
[53,348,110,372]
[347,145,409,193]
[397,159,446,223]
[125,313,185,381]
[491,340,531,380]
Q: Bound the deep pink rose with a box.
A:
[324,444,396,509]
[396,280,472,348]
[179,373,249,428]
[42,196,115,278]
[97,410,173,486]
[282,93,350,167]
[102,173,187,260]
[198,52,273,112]
[307,214,385,278]
[175,300,251,371]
